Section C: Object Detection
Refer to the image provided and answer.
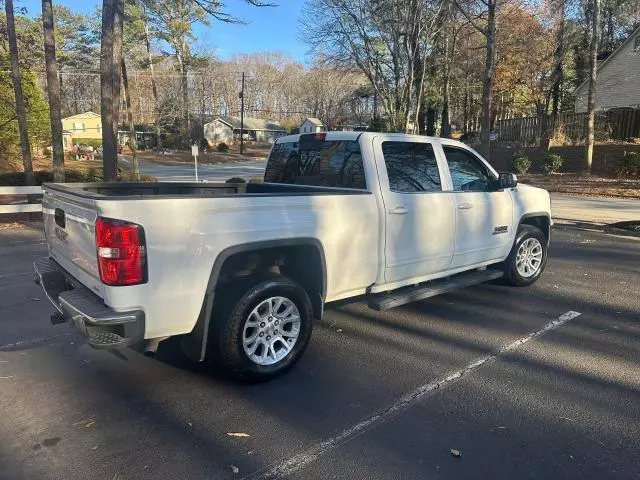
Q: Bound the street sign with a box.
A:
[191,145,199,157]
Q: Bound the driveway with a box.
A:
[1,224,638,480]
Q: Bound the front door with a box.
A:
[440,144,514,269]
[374,137,456,284]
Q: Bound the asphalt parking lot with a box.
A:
[1,222,639,480]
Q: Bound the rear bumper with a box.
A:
[33,258,145,349]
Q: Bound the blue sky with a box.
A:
[17,0,309,61]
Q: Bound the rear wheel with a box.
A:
[208,275,313,381]
[504,224,547,286]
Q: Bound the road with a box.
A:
[118,156,267,182]
[551,194,639,225]
[120,157,639,225]
[1,223,639,480]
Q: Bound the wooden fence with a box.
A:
[495,108,640,147]
[0,186,43,215]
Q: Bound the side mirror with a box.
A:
[499,173,518,189]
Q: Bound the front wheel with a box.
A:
[504,225,548,286]
[208,275,313,381]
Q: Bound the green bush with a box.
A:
[74,138,102,149]
[511,152,531,175]
[617,151,640,178]
[624,151,640,168]
[217,142,229,153]
[541,153,564,175]
[118,171,157,182]
[0,168,104,186]
[225,177,246,184]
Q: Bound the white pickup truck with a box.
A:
[35,132,551,380]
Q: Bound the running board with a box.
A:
[367,269,504,311]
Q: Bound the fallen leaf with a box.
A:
[31,297,41,302]
[0,376,14,379]
[188,422,193,427]
[92,446,98,451]
[497,426,507,429]
[73,416,96,426]
[227,432,250,437]
[450,449,461,457]
[84,420,95,428]
[336,329,343,333]
[230,465,240,474]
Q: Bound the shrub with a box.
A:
[74,138,102,149]
[624,151,640,168]
[511,152,531,175]
[617,151,640,178]
[118,171,157,182]
[225,177,246,184]
[217,142,229,153]
[541,153,563,175]
[248,177,263,184]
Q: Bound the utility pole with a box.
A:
[239,72,245,155]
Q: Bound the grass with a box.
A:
[520,173,640,198]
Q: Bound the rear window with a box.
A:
[264,136,366,190]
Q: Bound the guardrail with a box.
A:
[0,186,43,214]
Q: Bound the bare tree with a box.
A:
[142,7,162,151]
[42,0,65,182]
[121,58,139,179]
[585,0,600,174]
[301,0,443,133]
[452,0,497,159]
[4,0,35,185]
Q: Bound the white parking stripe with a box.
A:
[0,333,71,351]
[245,311,582,480]
[0,271,32,279]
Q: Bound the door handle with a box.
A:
[388,205,408,215]
[458,202,473,210]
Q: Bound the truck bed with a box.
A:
[42,182,369,200]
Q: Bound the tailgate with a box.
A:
[42,186,104,297]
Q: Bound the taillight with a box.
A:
[95,217,147,286]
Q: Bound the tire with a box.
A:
[207,274,313,382]
[504,224,548,287]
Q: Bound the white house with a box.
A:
[204,116,286,145]
[299,117,324,134]
[574,27,640,112]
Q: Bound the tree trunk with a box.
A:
[143,13,161,151]
[121,58,139,180]
[112,0,123,142]
[100,0,117,181]
[42,0,65,182]
[5,0,35,185]
[179,42,190,146]
[441,34,452,138]
[585,0,600,175]
[426,106,437,136]
[551,0,565,115]
[479,0,496,160]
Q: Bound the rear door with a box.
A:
[373,136,455,284]
[439,144,514,269]
[42,186,104,296]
